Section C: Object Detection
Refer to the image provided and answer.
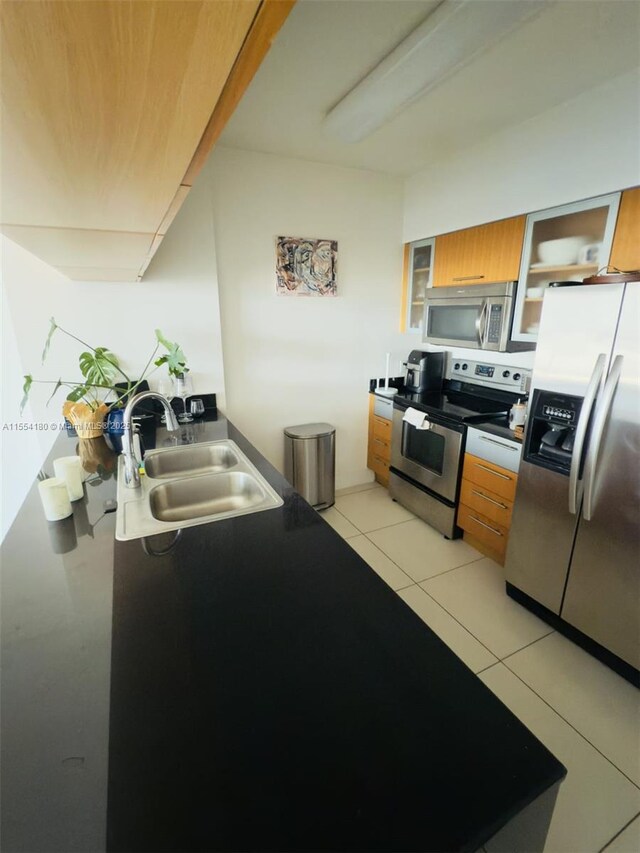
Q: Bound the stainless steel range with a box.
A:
[389,359,531,538]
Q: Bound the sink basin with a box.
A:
[144,443,238,479]
[149,471,266,523]
[115,439,283,541]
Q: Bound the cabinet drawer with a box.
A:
[466,427,521,473]
[457,503,508,562]
[462,453,518,502]
[370,435,390,461]
[373,395,394,419]
[371,453,390,485]
[372,415,392,443]
[460,478,513,529]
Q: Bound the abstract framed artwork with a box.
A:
[275,236,338,296]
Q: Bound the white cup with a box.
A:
[509,403,527,431]
[38,478,73,521]
[53,456,85,501]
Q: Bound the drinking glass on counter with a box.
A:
[157,375,176,424]
[190,398,205,418]
[175,373,194,424]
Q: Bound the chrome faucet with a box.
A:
[122,391,179,489]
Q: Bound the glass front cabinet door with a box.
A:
[404,237,435,333]
[511,193,621,344]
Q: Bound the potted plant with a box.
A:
[21,318,188,440]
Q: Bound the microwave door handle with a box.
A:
[475,301,488,346]
[568,353,606,514]
[481,301,491,348]
[582,355,624,521]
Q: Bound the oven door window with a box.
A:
[427,304,481,343]
[403,425,445,475]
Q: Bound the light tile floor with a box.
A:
[324,481,640,852]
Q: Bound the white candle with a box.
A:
[53,456,85,502]
[38,478,73,522]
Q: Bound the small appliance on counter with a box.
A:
[402,350,446,393]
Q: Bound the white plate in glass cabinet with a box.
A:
[511,192,621,345]
[406,237,435,333]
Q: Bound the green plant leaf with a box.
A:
[45,379,63,407]
[41,317,58,364]
[79,348,119,386]
[155,329,187,377]
[66,384,88,403]
[20,375,33,414]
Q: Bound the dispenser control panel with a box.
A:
[542,405,576,424]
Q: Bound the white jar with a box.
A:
[53,456,85,501]
[38,478,73,521]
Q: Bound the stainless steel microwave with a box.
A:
[423,281,524,352]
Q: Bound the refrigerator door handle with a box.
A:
[582,354,624,521]
[568,353,607,515]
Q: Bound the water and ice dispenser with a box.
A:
[524,390,584,475]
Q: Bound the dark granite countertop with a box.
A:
[1,413,563,853]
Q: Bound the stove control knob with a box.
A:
[502,370,510,378]
[513,372,521,381]
[454,362,460,371]
[461,363,468,371]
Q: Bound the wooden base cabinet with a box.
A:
[367,395,392,487]
[457,452,518,565]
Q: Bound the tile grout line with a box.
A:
[598,810,640,853]
[499,629,555,662]
[500,658,640,792]
[358,530,486,587]
[325,504,365,537]
[412,553,488,584]
[360,516,422,534]
[334,483,381,499]
[416,585,500,664]
[476,661,501,676]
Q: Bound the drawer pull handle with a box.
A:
[471,489,508,510]
[468,515,503,537]
[374,438,387,446]
[475,462,512,481]
[479,435,518,452]
[453,274,485,281]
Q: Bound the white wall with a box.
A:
[209,147,411,489]
[404,69,640,241]
[1,283,44,538]
[1,158,226,538]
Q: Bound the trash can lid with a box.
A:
[284,422,335,439]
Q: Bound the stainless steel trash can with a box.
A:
[284,423,335,510]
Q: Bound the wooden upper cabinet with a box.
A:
[609,187,640,273]
[432,216,526,287]
[0,0,294,281]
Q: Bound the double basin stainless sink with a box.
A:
[115,440,283,541]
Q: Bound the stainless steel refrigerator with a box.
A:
[506,279,639,677]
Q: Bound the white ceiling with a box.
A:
[219,0,640,176]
